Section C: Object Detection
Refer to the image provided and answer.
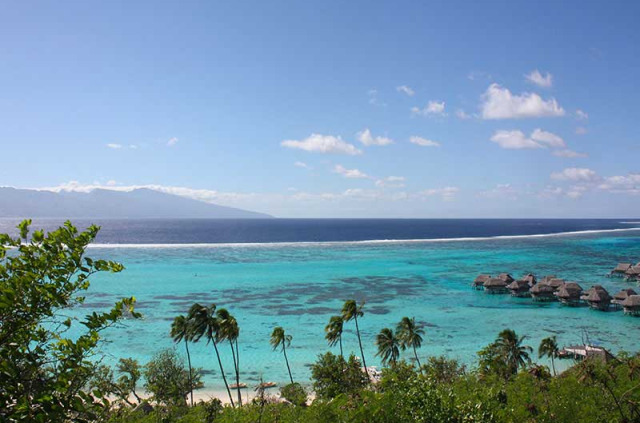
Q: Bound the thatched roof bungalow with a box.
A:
[484,278,509,294]
[497,273,515,284]
[547,278,565,291]
[584,285,612,311]
[612,288,637,307]
[556,282,583,306]
[472,274,491,290]
[611,263,632,276]
[625,266,640,281]
[530,282,556,302]
[539,275,557,284]
[521,273,537,287]
[507,279,531,297]
[621,295,640,316]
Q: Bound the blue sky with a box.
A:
[1,0,639,217]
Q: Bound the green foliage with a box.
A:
[0,220,140,422]
[478,329,532,379]
[310,352,369,400]
[280,383,308,407]
[144,349,203,408]
[421,356,466,384]
[375,327,401,367]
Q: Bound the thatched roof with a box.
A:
[531,283,555,294]
[556,282,583,299]
[547,278,565,289]
[498,273,515,283]
[626,266,640,276]
[622,295,640,307]
[586,285,611,303]
[613,263,632,272]
[507,280,530,291]
[522,273,537,286]
[614,288,637,301]
[484,278,508,288]
[474,274,491,284]
[540,275,557,284]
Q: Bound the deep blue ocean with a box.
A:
[2,218,640,392]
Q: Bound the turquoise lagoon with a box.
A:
[84,230,640,389]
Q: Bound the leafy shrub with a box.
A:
[310,352,368,400]
[144,349,203,408]
[280,383,308,406]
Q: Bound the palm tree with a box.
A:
[342,299,369,379]
[375,328,401,367]
[494,329,532,375]
[396,316,425,371]
[539,336,559,376]
[216,308,242,406]
[270,326,294,384]
[170,315,194,406]
[188,303,235,407]
[325,315,344,358]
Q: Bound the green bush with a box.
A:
[310,352,369,400]
[144,349,203,408]
[280,383,308,406]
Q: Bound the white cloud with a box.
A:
[333,164,369,179]
[525,70,553,88]
[417,186,459,201]
[167,137,179,147]
[481,83,565,119]
[598,174,640,194]
[375,176,406,188]
[411,100,446,117]
[106,143,123,149]
[396,85,415,96]
[281,134,363,155]
[575,109,589,120]
[552,149,588,158]
[531,129,565,147]
[356,128,394,146]
[550,167,598,182]
[409,136,441,147]
[368,89,386,107]
[478,184,519,199]
[294,161,310,169]
[455,109,471,119]
[575,126,588,135]
[490,130,542,149]
[490,129,565,150]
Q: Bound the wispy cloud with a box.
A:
[417,186,459,201]
[375,176,406,188]
[294,161,310,169]
[490,129,565,150]
[411,100,446,117]
[368,89,386,107]
[525,70,553,88]
[552,149,588,158]
[281,134,363,155]
[106,143,123,149]
[356,128,394,146]
[575,109,589,120]
[333,164,369,179]
[550,167,598,182]
[396,85,415,96]
[409,136,441,147]
[167,137,179,147]
[481,84,565,119]
[455,109,471,119]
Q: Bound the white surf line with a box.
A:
[87,227,640,249]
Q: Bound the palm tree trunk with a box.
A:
[339,336,344,359]
[354,315,370,380]
[551,355,556,376]
[184,339,194,407]
[229,340,242,406]
[283,343,294,384]
[413,345,423,374]
[235,338,242,406]
[212,341,235,407]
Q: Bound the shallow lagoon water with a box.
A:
[77,230,640,390]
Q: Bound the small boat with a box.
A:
[230,383,248,389]
[258,381,277,389]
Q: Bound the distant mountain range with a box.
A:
[0,187,272,219]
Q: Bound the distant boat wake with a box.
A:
[88,226,640,249]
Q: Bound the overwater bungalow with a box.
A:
[539,275,557,285]
[521,273,537,287]
[484,278,509,294]
[612,288,637,309]
[624,266,640,281]
[611,263,632,276]
[556,282,583,306]
[530,282,556,301]
[507,279,531,297]
[621,295,640,316]
[497,273,515,284]
[472,274,491,290]
[584,285,612,311]
[547,278,565,291]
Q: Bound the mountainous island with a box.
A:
[0,187,272,219]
